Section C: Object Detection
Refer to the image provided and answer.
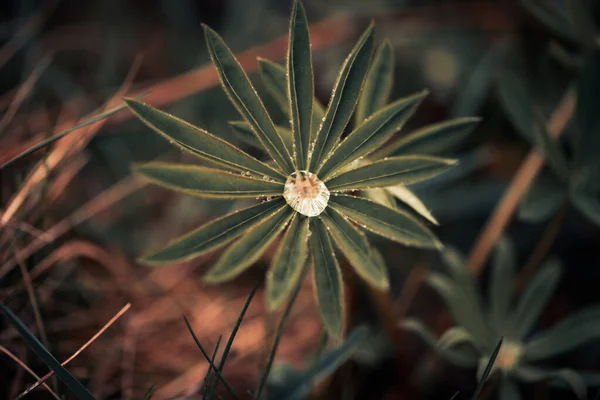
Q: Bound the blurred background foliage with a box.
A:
[1,0,600,399]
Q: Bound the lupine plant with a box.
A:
[125,0,464,339]
[402,237,600,399]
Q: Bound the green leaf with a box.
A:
[203,25,294,173]
[426,273,490,346]
[399,318,479,368]
[287,0,314,170]
[267,214,310,310]
[320,208,389,290]
[438,326,478,351]
[309,24,375,170]
[571,187,600,227]
[140,198,285,265]
[566,0,597,50]
[519,174,566,223]
[310,218,345,339]
[318,91,428,179]
[575,50,600,168]
[134,162,283,199]
[385,184,438,225]
[0,302,96,400]
[510,258,562,340]
[515,367,586,399]
[204,205,293,283]
[257,57,325,140]
[329,195,441,249]
[229,120,293,152]
[355,40,395,125]
[489,237,516,333]
[125,99,284,181]
[497,70,569,179]
[272,325,369,400]
[326,155,457,192]
[378,117,481,158]
[523,305,600,362]
[364,187,396,209]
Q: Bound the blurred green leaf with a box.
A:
[330,195,441,249]
[497,70,570,179]
[0,302,95,400]
[140,198,285,265]
[519,174,567,223]
[515,367,586,399]
[287,0,313,170]
[521,0,578,42]
[490,237,517,333]
[524,305,600,361]
[318,91,428,179]
[310,218,345,339]
[257,57,325,140]
[125,99,284,180]
[326,156,457,192]
[385,184,438,225]
[380,118,480,157]
[566,0,597,50]
[498,380,522,400]
[438,326,478,351]
[203,25,294,173]
[267,214,310,310]
[510,258,562,339]
[134,162,283,198]
[204,205,293,283]
[273,325,369,400]
[571,188,600,227]
[320,208,388,290]
[355,40,395,125]
[309,24,375,170]
[229,120,293,152]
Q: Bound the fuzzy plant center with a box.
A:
[283,171,330,217]
[497,341,523,370]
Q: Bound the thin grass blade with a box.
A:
[203,25,294,173]
[0,302,95,400]
[310,217,345,339]
[133,162,283,198]
[202,335,222,400]
[355,40,395,125]
[140,198,285,265]
[267,214,310,310]
[473,337,503,400]
[204,205,293,283]
[309,24,375,170]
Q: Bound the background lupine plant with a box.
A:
[125,0,460,340]
[402,237,600,400]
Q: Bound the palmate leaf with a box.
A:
[309,23,375,171]
[257,57,325,140]
[326,156,457,192]
[355,40,395,125]
[364,187,396,209]
[134,162,283,198]
[510,258,562,340]
[310,217,344,339]
[497,70,569,179]
[204,205,293,283]
[317,91,428,179]
[489,237,516,333]
[203,25,294,173]
[320,208,389,290]
[329,195,441,249]
[0,302,96,400]
[376,117,481,158]
[125,99,285,181]
[287,0,313,170]
[267,214,310,310]
[229,120,293,152]
[140,198,285,265]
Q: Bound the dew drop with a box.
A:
[283,170,330,217]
